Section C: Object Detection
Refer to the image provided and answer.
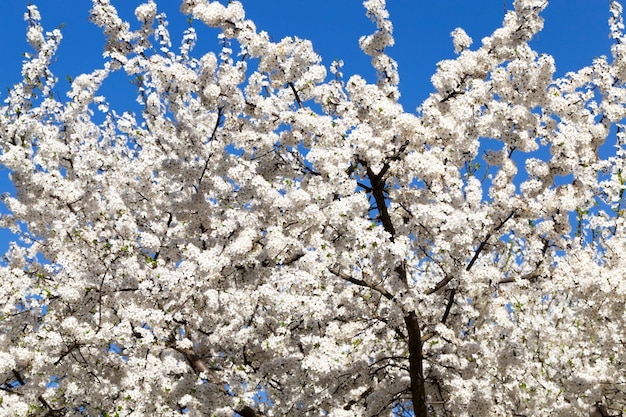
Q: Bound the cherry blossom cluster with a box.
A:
[0,0,625,416]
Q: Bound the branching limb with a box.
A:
[329,267,394,300]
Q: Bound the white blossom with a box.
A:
[451,27,472,54]
[0,1,625,416]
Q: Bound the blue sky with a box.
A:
[0,0,617,253]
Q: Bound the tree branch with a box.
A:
[171,344,212,375]
[329,267,394,300]
[467,210,515,272]
[441,288,456,324]
[404,311,429,417]
[426,273,454,295]
[288,82,303,109]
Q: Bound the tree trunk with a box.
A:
[365,164,428,415]
[405,311,428,417]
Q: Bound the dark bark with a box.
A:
[405,311,429,417]
[363,160,429,415]
[236,406,257,417]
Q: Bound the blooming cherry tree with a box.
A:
[1,0,625,416]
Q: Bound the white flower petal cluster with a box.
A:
[1,0,626,416]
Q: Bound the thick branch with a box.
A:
[360,152,429,415]
[236,406,257,417]
[441,288,456,324]
[12,370,25,386]
[366,165,396,239]
[427,273,454,295]
[404,311,428,417]
[173,345,212,374]
[288,82,303,109]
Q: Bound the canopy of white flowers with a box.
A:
[0,0,625,416]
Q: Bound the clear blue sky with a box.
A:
[0,0,615,253]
